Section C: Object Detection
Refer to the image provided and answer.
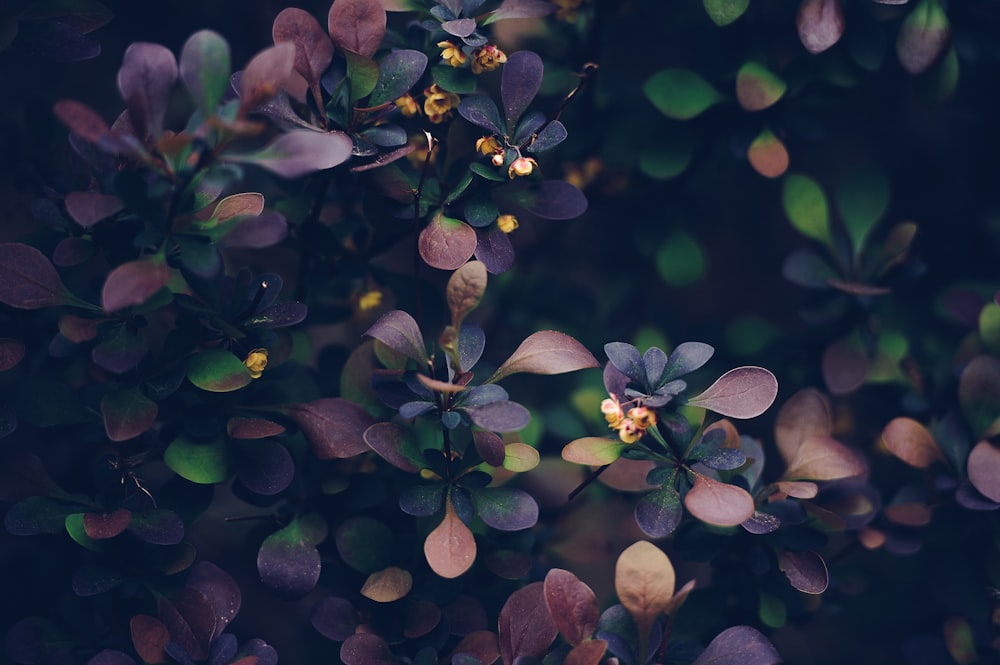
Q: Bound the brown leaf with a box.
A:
[273,7,334,108]
[447,260,488,327]
[239,43,296,115]
[424,496,476,579]
[683,473,756,527]
[498,582,557,665]
[782,435,866,481]
[775,388,833,463]
[360,566,413,602]
[488,331,599,383]
[881,417,944,468]
[615,541,675,646]
[328,0,386,58]
[543,568,599,646]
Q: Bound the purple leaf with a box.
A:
[239,42,296,113]
[501,51,543,130]
[243,301,307,328]
[490,330,599,383]
[364,309,428,362]
[458,94,504,134]
[273,8,334,106]
[741,511,782,534]
[101,258,170,313]
[483,0,555,24]
[474,224,515,274]
[54,99,110,144]
[419,213,477,270]
[234,439,294,495]
[282,398,376,459]
[498,582,558,664]
[92,328,148,374]
[257,514,326,598]
[364,422,422,472]
[797,0,845,55]
[686,367,778,418]
[463,400,531,431]
[226,130,354,178]
[635,486,683,538]
[968,441,1000,503]
[0,243,76,309]
[370,50,429,106]
[101,387,158,442]
[442,18,478,37]
[157,589,216,661]
[220,210,289,248]
[399,484,446,517]
[311,597,358,641]
[692,626,782,665]
[473,430,506,466]
[340,633,395,665]
[227,416,286,439]
[684,473,756,526]
[117,42,178,139]
[180,30,231,116]
[186,562,242,637]
[328,0,386,58]
[496,180,588,220]
[778,550,829,594]
[128,509,185,545]
[959,355,1000,438]
[65,191,124,227]
[472,487,538,531]
[53,237,95,267]
[543,569,599,647]
[664,341,715,381]
[822,335,869,395]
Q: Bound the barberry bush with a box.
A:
[1,1,999,664]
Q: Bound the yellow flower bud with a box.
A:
[508,156,538,179]
[618,418,642,444]
[496,214,519,234]
[423,84,461,124]
[470,44,507,74]
[628,406,656,430]
[244,348,269,379]
[476,135,503,156]
[394,93,419,117]
[491,153,505,167]
[357,290,383,312]
[437,40,467,68]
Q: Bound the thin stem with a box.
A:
[568,463,611,501]
[523,62,598,152]
[411,131,436,327]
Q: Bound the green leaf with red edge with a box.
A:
[495,180,588,220]
[0,243,81,309]
[258,513,327,598]
[498,581,558,664]
[747,128,789,179]
[685,366,778,418]
[424,495,476,579]
[543,568,600,646]
[683,473,755,526]
[777,550,829,594]
[692,626,782,665]
[968,441,1000,503]
[782,173,832,247]
[488,330,599,383]
[101,387,158,442]
[180,30,231,116]
[186,349,252,393]
[327,0,386,58]
[562,437,627,466]
[419,212,477,271]
[735,61,786,111]
[102,257,171,313]
[959,355,1000,438]
[164,435,230,484]
[881,417,944,469]
[65,513,105,551]
[896,0,950,75]
[131,615,170,665]
[282,398,376,459]
[704,0,749,26]
[615,541,675,651]
[644,68,724,120]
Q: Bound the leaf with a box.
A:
[311,597,357,641]
[283,398,376,459]
[0,243,77,309]
[164,436,229,484]
[239,42,295,113]
[498,582,558,664]
[497,180,589,220]
[692,626,782,665]
[565,640,608,665]
[783,173,831,246]
[747,128,789,179]
[424,496,476,578]
[643,68,723,120]
[664,341,715,382]
[101,387,158,441]
[501,50,543,130]
[635,487,683,538]
[127,509,184,545]
[782,435,866,480]
[473,487,538,531]
[684,474,755,526]
[686,367,778,418]
[449,631,501,664]
[442,18,477,37]
[822,333,870,395]
[615,540,675,647]
[117,42,177,139]
[836,164,890,256]
[447,260,487,326]
[704,0,750,26]
[775,388,832,462]
[562,437,627,466]
[489,330,599,383]
[881,417,944,468]
[328,0,386,58]
[273,8,334,106]
[736,61,786,112]
[896,0,950,75]
[102,258,170,313]
[64,191,124,227]
[336,516,393,573]
[226,130,354,178]
[365,422,422,472]
[960,355,1000,439]
[463,400,531,432]
[53,99,110,144]
[419,212,477,270]
[483,0,554,24]
[361,566,412,602]
[777,550,829,594]
[0,338,25,371]
[370,49,429,106]
[968,441,1000,503]
[502,442,540,472]
[544,569,599,646]
[186,561,242,637]
[782,248,837,288]
[83,508,131,539]
[180,30,231,116]
[186,349,252,392]
[341,633,395,665]
[257,514,326,598]
[458,93,504,134]
[365,309,427,363]
[797,0,845,54]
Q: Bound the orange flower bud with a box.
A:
[508,156,538,178]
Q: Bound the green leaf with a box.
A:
[164,435,230,484]
[344,50,379,103]
[656,230,705,287]
[704,0,749,26]
[782,173,832,246]
[638,136,694,180]
[561,437,627,466]
[101,387,158,442]
[187,349,252,392]
[643,68,723,120]
[369,49,428,106]
[979,302,1000,355]
[835,165,889,256]
[65,513,105,551]
[432,65,478,94]
[502,442,540,472]
[336,517,393,573]
[179,30,231,116]
[735,61,786,111]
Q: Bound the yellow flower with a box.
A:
[496,214,519,234]
[618,418,642,444]
[423,84,461,124]
[476,135,503,156]
[437,40,467,68]
[508,156,538,178]
[358,289,383,312]
[244,348,269,379]
[395,93,419,117]
[628,406,656,430]
[471,44,507,74]
[601,396,625,429]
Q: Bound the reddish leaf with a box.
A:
[54,99,110,143]
[340,633,395,665]
[543,569,599,646]
[360,566,412,603]
[239,43,296,114]
[101,387,158,442]
[959,355,1000,438]
[283,398,376,459]
[424,496,476,579]
[598,458,658,492]
[207,192,265,223]
[474,430,506,467]
[328,0,386,58]
[773,481,818,499]
[498,582,557,665]
[364,309,427,363]
[273,8,334,107]
[226,130,354,178]
[685,366,778,418]
[735,62,786,112]
[881,417,944,468]
[683,473,755,527]
[896,0,950,75]
[419,213,477,271]
[564,640,608,665]
[968,441,1000,503]
[117,42,178,139]
[227,416,286,439]
[447,260,488,327]
[692,626,782,665]
[448,631,500,665]
[186,561,242,637]
[561,437,627,466]
[747,129,789,179]
[0,243,75,309]
[615,541,675,646]
[488,331,599,383]
[822,334,869,395]
[777,550,829,594]
[130,615,170,664]
[775,388,832,463]
[65,192,124,228]
[0,338,26,372]
[83,508,131,539]
[797,0,845,54]
[364,422,422,472]
[101,258,170,313]
[782,435,866,481]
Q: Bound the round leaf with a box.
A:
[498,582,558,664]
[544,569,599,646]
[692,626,782,665]
[424,496,476,579]
[782,435,866,480]
[685,366,778,418]
[959,355,1000,438]
[615,541,675,641]
[283,398,376,459]
[0,243,76,309]
[968,441,1000,503]
[336,517,393,574]
[896,0,950,75]
[490,330,599,383]
[164,436,229,484]
[117,42,177,138]
[747,129,789,179]
[257,514,326,598]
[635,487,683,538]
[797,0,845,55]
[101,387,158,442]
[562,437,627,466]
[473,487,538,531]
[419,213,477,271]
[328,0,386,58]
[83,508,131,540]
[187,349,252,392]
[65,192,124,228]
[502,442,540,472]
[782,173,831,246]
[736,62,786,111]
[777,550,829,594]
[102,258,170,313]
[684,473,755,526]
[704,0,750,26]
[360,567,413,603]
[881,417,944,468]
[643,68,723,120]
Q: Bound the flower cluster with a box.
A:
[423,83,461,123]
[437,40,507,74]
[601,395,657,443]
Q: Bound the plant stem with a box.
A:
[568,463,611,501]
